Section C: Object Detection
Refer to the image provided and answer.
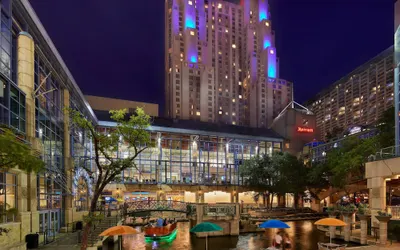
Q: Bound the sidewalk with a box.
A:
[38,231,81,250]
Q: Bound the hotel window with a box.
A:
[0,172,17,223]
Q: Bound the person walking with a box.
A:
[283,233,291,249]
[272,231,283,249]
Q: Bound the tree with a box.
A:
[69,108,151,250]
[240,152,309,208]
[271,152,309,208]
[376,106,395,149]
[0,128,44,172]
[325,137,376,193]
[240,154,278,207]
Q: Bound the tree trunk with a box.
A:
[270,194,274,209]
[293,193,298,209]
[81,189,102,250]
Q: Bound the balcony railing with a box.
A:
[387,206,400,219]
[369,145,400,162]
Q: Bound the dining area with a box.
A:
[315,218,348,250]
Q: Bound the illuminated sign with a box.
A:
[297,127,314,133]
[348,126,361,135]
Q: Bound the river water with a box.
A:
[122,220,357,250]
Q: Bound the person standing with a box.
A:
[273,231,283,249]
[283,233,291,249]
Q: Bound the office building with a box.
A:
[164,0,293,127]
[306,47,394,141]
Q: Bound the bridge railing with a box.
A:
[126,200,188,213]
[387,206,400,219]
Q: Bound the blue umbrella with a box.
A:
[259,219,290,229]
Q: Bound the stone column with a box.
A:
[358,215,370,245]
[63,89,75,230]
[17,31,40,237]
[230,191,238,203]
[342,213,352,241]
[367,177,386,225]
[376,216,391,245]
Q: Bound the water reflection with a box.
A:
[123,220,357,250]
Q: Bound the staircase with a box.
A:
[88,215,121,246]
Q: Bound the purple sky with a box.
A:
[30,0,394,115]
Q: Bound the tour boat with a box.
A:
[144,222,178,242]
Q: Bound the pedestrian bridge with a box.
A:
[125,200,188,214]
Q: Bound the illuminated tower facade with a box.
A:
[165,0,293,127]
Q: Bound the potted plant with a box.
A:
[375,210,392,222]
[357,204,371,220]
[326,206,339,217]
[340,204,357,216]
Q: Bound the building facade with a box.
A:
[0,0,96,248]
[306,47,394,141]
[95,111,285,205]
[164,0,292,127]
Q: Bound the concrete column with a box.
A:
[379,220,389,245]
[63,89,75,228]
[368,177,386,225]
[17,32,35,139]
[230,191,238,203]
[198,192,204,203]
[360,218,369,245]
[17,31,40,237]
[343,214,352,241]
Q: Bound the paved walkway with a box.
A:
[38,231,81,250]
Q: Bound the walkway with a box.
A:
[38,231,81,250]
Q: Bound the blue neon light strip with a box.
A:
[190,55,197,63]
[263,39,271,49]
[185,17,195,29]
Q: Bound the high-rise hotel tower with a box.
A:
[165,0,293,127]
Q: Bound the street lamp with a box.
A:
[322,151,326,157]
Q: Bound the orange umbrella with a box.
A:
[99,225,140,236]
[314,218,347,227]
[314,218,346,245]
[100,226,140,250]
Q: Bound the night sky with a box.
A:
[30,0,394,116]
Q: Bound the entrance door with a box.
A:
[49,210,60,236]
[39,210,60,236]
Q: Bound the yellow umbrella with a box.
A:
[314,218,346,245]
[100,226,140,250]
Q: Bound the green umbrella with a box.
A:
[190,222,223,250]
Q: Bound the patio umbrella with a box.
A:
[259,219,290,229]
[314,218,347,244]
[99,225,140,250]
[259,219,290,246]
[190,222,223,250]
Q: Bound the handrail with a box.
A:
[387,206,400,219]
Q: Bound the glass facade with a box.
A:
[98,126,282,186]
[0,2,12,78]
[34,52,64,210]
